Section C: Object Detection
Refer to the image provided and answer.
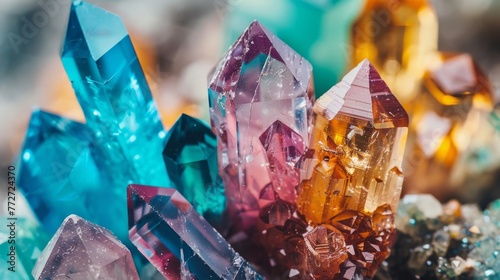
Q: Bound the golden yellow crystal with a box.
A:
[405,53,494,199]
[351,0,438,104]
[298,59,408,225]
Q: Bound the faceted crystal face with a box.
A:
[127,184,262,280]
[207,20,314,247]
[296,60,408,277]
[162,114,226,227]
[351,0,438,104]
[0,218,49,280]
[298,59,408,224]
[32,215,139,280]
[61,0,168,187]
[405,52,495,198]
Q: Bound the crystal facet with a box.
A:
[296,59,408,277]
[208,20,314,257]
[62,0,168,187]
[127,184,262,280]
[163,114,226,227]
[0,218,49,280]
[32,215,139,280]
[405,52,496,200]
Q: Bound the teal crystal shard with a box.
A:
[162,114,226,228]
[33,215,139,280]
[128,184,262,280]
[61,0,168,187]
[0,217,49,280]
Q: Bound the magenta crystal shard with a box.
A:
[127,184,262,280]
[32,214,139,280]
[207,20,314,244]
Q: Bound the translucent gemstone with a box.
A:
[208,20,313,245]
[61,1,168,187]
[351,0,438,104]
[162,114,226,227]
[297,59,407,277]
[298,59,408,224]
[405,52,495,199]
[259,120,305,203]
[395,194,443,234]
[127,184,262,280]
[32,215,139,280]
[0,218,49,280]
[303,225,347,277]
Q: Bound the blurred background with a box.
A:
[1,0,500,214]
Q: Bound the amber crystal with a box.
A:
[296,59,408,277]
[405,53,494,200]
[351,0,438,104]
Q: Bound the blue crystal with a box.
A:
[163,114,226,227]
[61,0,168,187]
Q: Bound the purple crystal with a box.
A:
[32,215,139,280]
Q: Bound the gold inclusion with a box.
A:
[351,0,438,105]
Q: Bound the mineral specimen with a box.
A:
[0,218,49,280]
[162,114,226,228]
[296,59,408,277]
[405,53,497,201]
[32,215,139,280]
[127,184,262,279]
[61,0,168,187]
[208,20,314,254]
[351,0,438,104]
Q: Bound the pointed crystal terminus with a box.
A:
[351,0,438,104]
[297,59,408,277]
[208,20,314,237]
[127,184,262,280]
[17,110,126,236]
[61,1,168,187]
[163,114,226,228]
[0,217,49,280]
[32,215,139,280]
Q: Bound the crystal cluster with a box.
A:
[351,0,438,104]
[379,194,500,279]
[127,184,262,279]
[405,53,498,201]
[17,1,167,243]
[208,20,314,260]
[33,215,139,280]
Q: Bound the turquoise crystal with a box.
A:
[162,114,226,227]
[61,0,168,187]
[0,217,49,280]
